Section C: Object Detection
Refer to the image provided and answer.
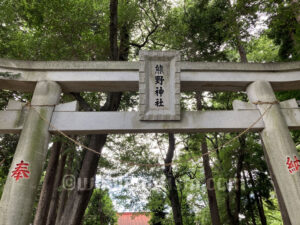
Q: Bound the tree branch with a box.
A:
[130,24,159,49]
[70,93,94,111]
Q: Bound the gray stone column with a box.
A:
[0,81,61,225]
[247,80,300,225]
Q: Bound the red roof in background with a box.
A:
[117,212,150,225]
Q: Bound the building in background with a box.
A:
[117,212,150,225]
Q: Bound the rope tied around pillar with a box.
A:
[25,102,57,107]
[252,100,280,105]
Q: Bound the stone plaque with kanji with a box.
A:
[139,51,180,120]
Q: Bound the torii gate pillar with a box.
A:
[0,81,61,225]
[247,80,300,225]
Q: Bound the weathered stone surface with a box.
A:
[0,111,25,133]
[247,80,300,225]
[2,109,300,134]
[54,101,79,111]
[0,81,61,225]
[1,58,300,92]
[6,99,25,110]
[48,109,300,133]
[279,98,298,108]
[1,57,300,71]
[0,101,78,134]
[233,100,257,110]
[233,98,299,110]
[139,50,180,120]
[50,110,265,134]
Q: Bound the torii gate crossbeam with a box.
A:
[1,58,300,92]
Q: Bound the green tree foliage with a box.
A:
[146,190,167,225]
[0,134,18,198]
[185,0,229,60]
[182,0,260,61]
[0,0,116,60]
[226,35,280,62]
[84,188,117,225]
[265,0,300,60]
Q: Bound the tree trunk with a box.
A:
[119,22,130,61]
[164,134,183,225]
[56,0,123,223]
[201,139,222,225]
[110,0,118,60]
[196,92,221,225]
[46,146,68,225]
[215,142,234,225]
[225,181,235,225]
[33,141,62,225]
[242,170,257,225]
[57,135,106,225]
[291,0,300,24]
[55,148,75,224]
[55,187,69,224]
[236,37,248,63]
[247,169,267,225]
[234,30,247,223]
[226,0,248,63]
[233,136,246,225]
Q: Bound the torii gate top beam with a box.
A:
[0,58,300,92]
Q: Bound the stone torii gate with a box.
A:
[0,51,300,225]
